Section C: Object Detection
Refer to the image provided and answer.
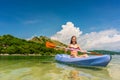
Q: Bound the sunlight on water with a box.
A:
[0,55,120,80]
[107,55,120,80]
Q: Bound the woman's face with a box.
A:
[72,37,76,44]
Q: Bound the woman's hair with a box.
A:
[70,36,77,44]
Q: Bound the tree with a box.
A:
[6,46,16,55]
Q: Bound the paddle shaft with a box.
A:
[46,41,102,55]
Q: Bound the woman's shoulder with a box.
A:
[76,44,80,46]
[68,44,72,47]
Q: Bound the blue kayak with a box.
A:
[55,54,112,67]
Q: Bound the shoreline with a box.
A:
[0,54,55,56]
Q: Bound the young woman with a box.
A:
[66,36,89,58]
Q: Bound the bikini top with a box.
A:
[69,47,80,51]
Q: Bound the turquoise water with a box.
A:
[0,55,120,80]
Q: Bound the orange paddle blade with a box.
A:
[46,41,56,48]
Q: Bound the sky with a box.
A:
[0,0,120,51]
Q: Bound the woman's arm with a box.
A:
[77,44,82,50]
[64,44,70,52]
[77,44,86,52]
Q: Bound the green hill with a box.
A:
[0,34,65,56]
[30,36,67,47]
[90,50,120,55]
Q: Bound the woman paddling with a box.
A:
[66,36,89,58]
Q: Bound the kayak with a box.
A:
[55,54,112,67]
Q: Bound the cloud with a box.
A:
[23,20,40,24]
[51,22,120,51]
[78,29,120,51]
[51,22,82,43]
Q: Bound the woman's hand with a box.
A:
[81,50,87,53]
[63,47,68,53]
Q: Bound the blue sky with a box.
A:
[0,0,120,39]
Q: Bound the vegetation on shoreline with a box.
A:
[0,34,120,56]
[90,50,120,55]
[0,34,65,56]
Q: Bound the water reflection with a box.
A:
[68,70,80,80]
[55,63,112,80]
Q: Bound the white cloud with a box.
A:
[51,22,82,43]
[78,29,120,51]
[51,22,120,51]
[23,20,39,24]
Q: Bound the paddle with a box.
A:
[45,41,102,55]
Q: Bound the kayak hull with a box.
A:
[55,54,112,67]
